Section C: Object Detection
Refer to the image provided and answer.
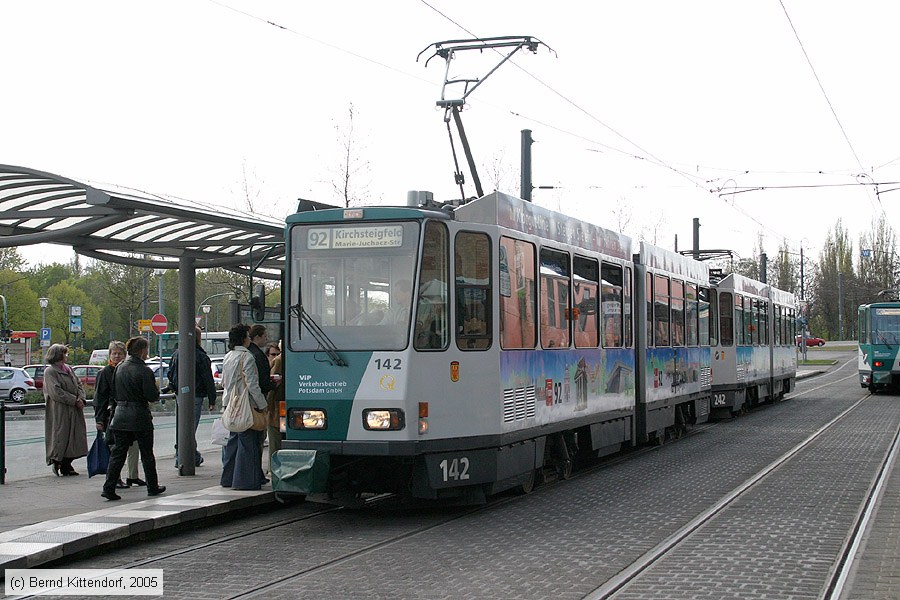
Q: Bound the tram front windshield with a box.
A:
[872,307,900,345]
[291,222,419,351]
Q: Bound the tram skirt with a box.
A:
[271,449,330,495]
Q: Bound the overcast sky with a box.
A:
[2,1,896,268]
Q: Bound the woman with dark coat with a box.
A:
[101,337,165,501]
[44,343,88,476]
[220,323,268,490]
[94,340,143,489]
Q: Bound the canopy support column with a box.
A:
[177,256,197,476]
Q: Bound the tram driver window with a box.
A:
[455,232,492,350]
[415,222,449,350]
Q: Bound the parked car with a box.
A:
[0,367,37,402]
[22,364,46,389]
[796,335,826,347]
[148,362,170,389]
[211,359,224,390]
[71,365,102,387]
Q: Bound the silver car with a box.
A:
[0,367,37,403]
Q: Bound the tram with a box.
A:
[269,191,738,503]
[858,301,900,392]
[709,274,798,417]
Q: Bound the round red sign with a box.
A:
[150,313,168,334]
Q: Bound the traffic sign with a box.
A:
[69,316,82,333]
[40,327,51,342]
[151,313,168,334]
[138,319,152,332]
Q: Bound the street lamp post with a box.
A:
[39,298,49,364]
[39,298,48,330]
[201,304,211,344]
[196,293,234,342]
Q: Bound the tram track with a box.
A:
[582,373,880,600]
[824,413,900,600]
[11,361,870,600]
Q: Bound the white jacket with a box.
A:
[221,345,267,410]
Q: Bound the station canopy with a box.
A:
[0,165,286,278]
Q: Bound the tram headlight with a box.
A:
[290,409,327,430]
[362,408,405,431]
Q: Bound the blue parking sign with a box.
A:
[40,327,51,341]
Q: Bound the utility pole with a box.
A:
[838,272,844,340]
[521,129,533,202]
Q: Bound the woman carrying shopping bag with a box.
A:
[220,323,269,490]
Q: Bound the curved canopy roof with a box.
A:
[0,165,286,277]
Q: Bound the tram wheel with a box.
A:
[515,469,536,495]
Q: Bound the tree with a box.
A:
[330,103,371,208]
[0,270,40,332]
[44,280,100,353]
[857,214,898,303]
[810,219,855,340]
[481,148,520,195]
[0,248,26,272]
[773,240,798,294]
[81,261,152,340]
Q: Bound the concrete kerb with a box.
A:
[0,487,276,571]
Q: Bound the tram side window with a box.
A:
[858,310,866,344]
[759,301,768,345]
[601,262,623,348]
[686,283,699,346]
[573,256,599,348]
[455,232,492,350]
[700,287,713,346]
[540,248,571,349]
[734,294,745,345]
[654,274,670,346]
[744,298,759,346]
[719,291,733,346]
[671,279,685,346]
[414,222,449,351]
[624,266,633,347]
[775,306,782,345]
[499,237,537,349]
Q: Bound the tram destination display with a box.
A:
[307,225,403,249]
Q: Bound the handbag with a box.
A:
[87,431,110,478]
[250,406,268,431]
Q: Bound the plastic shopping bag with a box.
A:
[210,417,230,446]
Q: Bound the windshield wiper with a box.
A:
[876,330,893,349]
[290,303,348,367]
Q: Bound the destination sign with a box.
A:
[307,226,404,250]
[875,308,900,316]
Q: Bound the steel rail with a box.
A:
[583,376,867,600]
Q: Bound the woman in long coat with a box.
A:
[220,323,268,490]
[44,343,88,476]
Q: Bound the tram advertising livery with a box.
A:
[858,301,900,392]
[269,191,798,504]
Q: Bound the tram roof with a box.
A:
[0,164,285,276]
[455,191,633,260]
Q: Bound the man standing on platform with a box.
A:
[169,326,217,468]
